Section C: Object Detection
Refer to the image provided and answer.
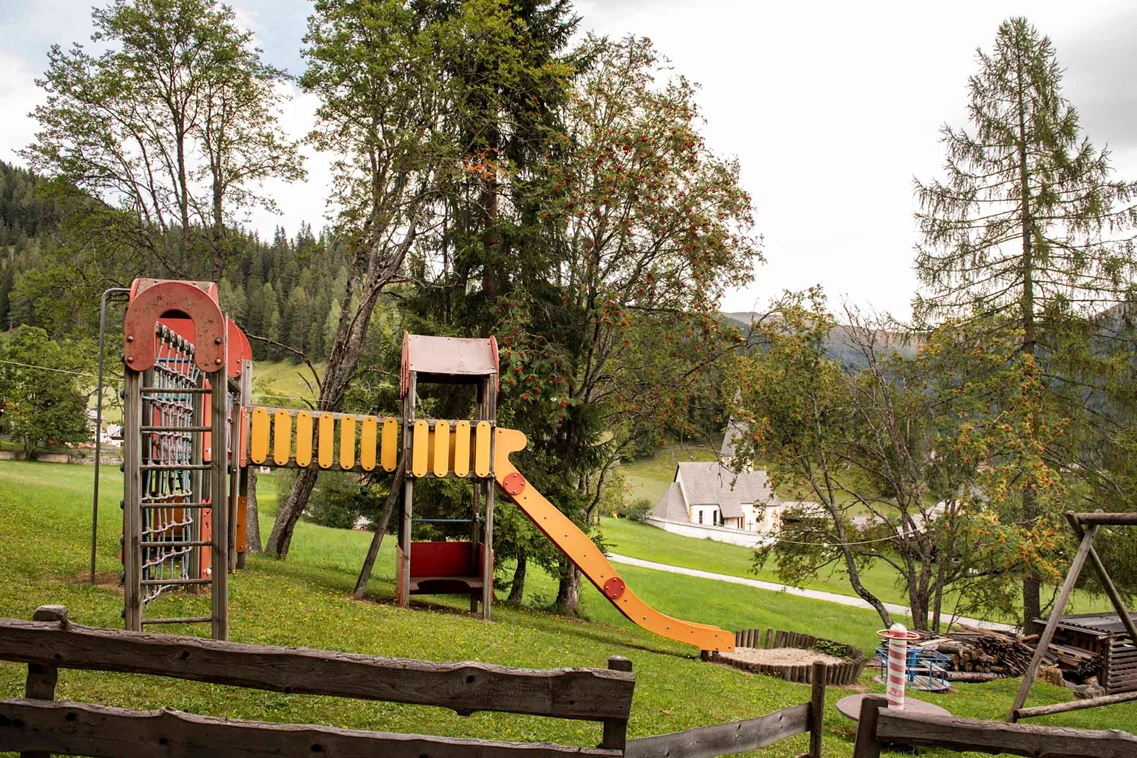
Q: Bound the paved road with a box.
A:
[607,553,1015,632]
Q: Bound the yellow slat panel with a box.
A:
[412,420,429,478]
[318,413,335,469]
[340,414,357,470]
[432,421,450,477]
[474,421,491,477]
[452,421,471,478]
[250,407,270,464]
[295,412,313,468]
[359,416,378,472]
[381,417,398,472]
[273,410,292,466]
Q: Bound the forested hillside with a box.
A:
[0,159,349,361]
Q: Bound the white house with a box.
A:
[651,461,784,533]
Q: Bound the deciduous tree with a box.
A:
[728,292,1064,630]
[24,0,304,281]
[266,0,457,555]
[0,326,93,455]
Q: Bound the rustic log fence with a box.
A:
[0,606,634,757]
[724,628,866,685]
[0,605,828,758]
[852,695,1137,758]
[625,661,828,758]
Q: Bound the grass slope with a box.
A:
[0,461,1133,757]
[614,448,1116,620]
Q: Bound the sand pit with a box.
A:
[721,647,845,667]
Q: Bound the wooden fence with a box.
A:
[0,606,634,757]
[0,605,827,758]
[851,695,1137,758]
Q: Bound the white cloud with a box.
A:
[0,52,46,166]
[242,82,335,241]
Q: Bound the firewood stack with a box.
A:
[914,625,1102,682]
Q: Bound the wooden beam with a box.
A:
[1013,690,1137,721]
[850,696,885,758]
[1070,512,1137,526]
[353,460,406,600]
[808,661,825,758]
[876,708,1137,757]
[21,607,67,758]
[1009,523,1098,719]
[624,703,810,758]
[0,619,635,722]
[1066,513,1137,648]
[0,699,619,758]
[210,357,229,641]
[601,657,632,752]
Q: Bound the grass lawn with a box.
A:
[252,359,323,406]
[1,460,1134,757]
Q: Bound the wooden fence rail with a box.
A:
[853,695,1137,758]
[0,699,615,758]
[0,606,830,758]
[625,661,827,758]
[0,612,633,722]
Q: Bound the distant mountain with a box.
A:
[721,311,919,368]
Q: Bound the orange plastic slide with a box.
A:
[494,428,735,653]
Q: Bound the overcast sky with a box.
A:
[2,1,1136,319]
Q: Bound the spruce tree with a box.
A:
[915,17,1137,627]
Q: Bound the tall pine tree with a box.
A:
[914,17,1137,627]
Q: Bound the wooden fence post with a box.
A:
[808,661,826,758]
[602,656,633,752]
[851,695,885,758]
[23,605,68,758]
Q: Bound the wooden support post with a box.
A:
[400,479,413,609]
[470,482,481,614]
[210,357,230,641]
[809,661,826,758]
[483,482,495,621]
[851,695,885,758]
[602,657,632,752]
[1009,519,1098,720]
[398,372,415,609]
[188,371,205,584]
[228,385,242,574]
[122,368,142,632]
[353,461,405,600]
[1067,513,1137,646]
[23,606,67,758]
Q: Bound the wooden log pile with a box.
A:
[915,626,1102,682]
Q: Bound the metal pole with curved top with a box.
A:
[91,287,131,584]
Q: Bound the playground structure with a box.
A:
[113,278,735,652]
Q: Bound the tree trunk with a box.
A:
[1014,38,1042,632]
[265,466,318,557]
[555,560,581,616]
[507,552,527,605]
[265,214,419,556]
[931,559,947,633]
[245,468,262,554]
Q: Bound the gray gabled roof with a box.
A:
[674,461,777,519]
[651,483,689,522]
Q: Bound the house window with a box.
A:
[698,511,703,524]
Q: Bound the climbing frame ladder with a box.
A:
[120,280,243,640]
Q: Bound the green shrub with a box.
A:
[619,497,654,522]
